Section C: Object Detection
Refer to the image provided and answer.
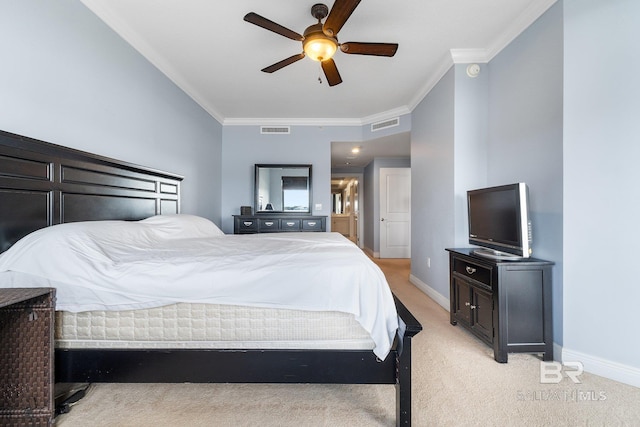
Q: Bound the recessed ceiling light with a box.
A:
[351,146,361,154]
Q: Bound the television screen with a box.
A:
[467,183,531,259]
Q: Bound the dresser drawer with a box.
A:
[281,219,301,231]
[237,218,258,233]
[259,218,280,232]
[302,218,323,231]
[453,257,492,287]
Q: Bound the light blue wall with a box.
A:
[221,116,411,236]
[0,0,223,223]
[221,125,361,233]
[410,68,456,302]
[410,3,563,345]
[453,64,489,247]
[487,2,564,343]
[563,0,640,383]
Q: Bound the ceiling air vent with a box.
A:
[371,117,399,132]
[260,126,290,135]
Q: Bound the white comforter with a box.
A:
[0,215,398,359]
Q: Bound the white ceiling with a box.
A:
[80,0,556,125]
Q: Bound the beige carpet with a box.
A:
[56,259,640,427]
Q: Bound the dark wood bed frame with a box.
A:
[0,130,422,426]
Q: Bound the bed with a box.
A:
[0,130,422,426]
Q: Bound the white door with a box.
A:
[379,168,411,258]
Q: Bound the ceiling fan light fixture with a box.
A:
[244,2,397,85]
[303,24,338,62]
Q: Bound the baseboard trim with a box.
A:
[363,247,378,259]
[561,347,640,388]
[408,274,449,311]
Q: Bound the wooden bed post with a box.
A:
[394,296,422,426]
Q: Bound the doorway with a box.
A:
[331,174,362,247]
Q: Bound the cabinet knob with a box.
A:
[470,305,477,310]
[465,302,471,307]
[465,266,476,274]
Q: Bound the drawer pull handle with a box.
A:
[465,302,470,307]
[308,222,316,226]
[465,266,476,274]
[286,222,295,226]
[470,305,477,310]
[265,221,274,226]
[243,221,253,226]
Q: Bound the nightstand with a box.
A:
[0,288,55,426]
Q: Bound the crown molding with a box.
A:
[407,0,557,112]
[406,53,455,112]
[80,0,226,124]
[223,106,411,127]
[450,48,491,64]
[222,117,362,127]
[360,106,411,125]
[82,0,558,128]
[484,0,558,61]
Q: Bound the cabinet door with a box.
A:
[471,286,493,343]
[451,277,471,326]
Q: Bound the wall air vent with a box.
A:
[260,126,291,135]
[371,117,400,132]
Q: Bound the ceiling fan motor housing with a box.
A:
[311,4,329,21]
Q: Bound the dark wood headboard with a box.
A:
[0,130,183,252]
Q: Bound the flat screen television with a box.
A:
[467,183,532,259]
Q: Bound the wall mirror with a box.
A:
[255,164,312,214]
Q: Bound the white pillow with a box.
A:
[140,214,224,238]
[0,215,224,280]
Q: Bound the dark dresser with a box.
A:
[233,215,326,234]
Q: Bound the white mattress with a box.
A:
[0,216,398,359]
[55,303,375,350]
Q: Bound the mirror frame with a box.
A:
[254,164,313,215]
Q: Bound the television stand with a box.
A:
[446,248,554,363]
[472,247,523,261]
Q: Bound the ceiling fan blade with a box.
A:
[244,12,304,41]
[340,42,398,57]
[321,59,343,87]
[323,0,361,37]
[261,53,306,73]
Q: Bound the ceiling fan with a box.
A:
[244,0,398,87]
